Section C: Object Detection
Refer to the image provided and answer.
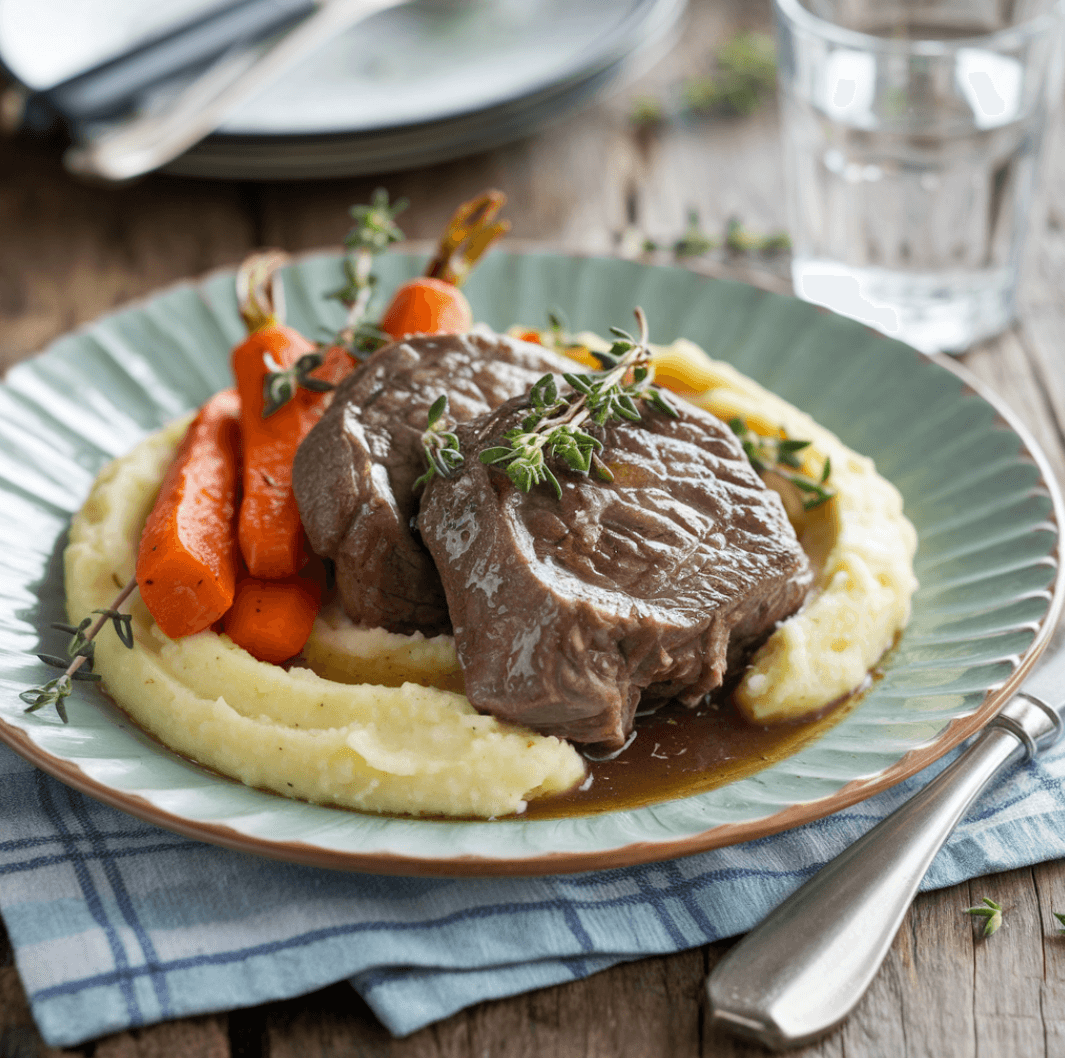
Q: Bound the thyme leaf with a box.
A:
[480,308,677,497]
[1054,911,1065,932]
[328,188,408,356]
[414,395,464,490]
[23,576,138,724]
[728,418,835,510]
[262,351,334,417]
[965,897,1003,937]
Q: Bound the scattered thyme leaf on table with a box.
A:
[479,307,678,499]
[965,897,1003,937]
[630,31,777,127]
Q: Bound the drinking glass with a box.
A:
[773,0,1065,353]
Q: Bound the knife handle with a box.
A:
[706,690,1062,1051]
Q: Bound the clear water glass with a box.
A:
[773,0,1065,353]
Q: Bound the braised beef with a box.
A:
[292,332,575,635]
[417,395,813,748]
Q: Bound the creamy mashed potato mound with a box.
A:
[564,332,919,724]
[65,418,585,818]
[67,332,918,816]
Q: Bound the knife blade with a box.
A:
[706,638,1065,1050]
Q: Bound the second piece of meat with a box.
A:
[292,331,574,635]
[417,394,814,748]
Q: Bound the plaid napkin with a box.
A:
[3,731,1065,1049]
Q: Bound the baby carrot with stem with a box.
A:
[233,251,348,579]
[377,188,511,341]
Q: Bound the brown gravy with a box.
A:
[523,691,860,819]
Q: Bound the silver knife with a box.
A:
[706,639,1065,1050]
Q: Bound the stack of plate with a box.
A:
[0,0,687,180]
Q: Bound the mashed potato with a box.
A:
[65,419,585,818]
[65,335,917,817]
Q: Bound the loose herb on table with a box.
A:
[630,31,777,128]
[631,211,791,262]
[965,897,1004,938]
[22,575,138,723]
[479,307,678,499]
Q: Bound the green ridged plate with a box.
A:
[0,251,1060,875]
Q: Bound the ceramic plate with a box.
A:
[1,0,683,132]
[0,251,1060,875]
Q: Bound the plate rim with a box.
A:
[0,248,1061,877]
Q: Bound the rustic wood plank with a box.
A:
[0,966,86,1058]
[1035,860,1065,1058]
[92,1017,230,1058]
[265,952,706,1058]
[0,138,257,374]
[966,869,1047,1058]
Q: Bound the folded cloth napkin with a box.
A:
[3,730,1065,1049]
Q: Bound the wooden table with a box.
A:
[3,1,1065,1054]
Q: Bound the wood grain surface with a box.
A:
[3,0,1065,1054]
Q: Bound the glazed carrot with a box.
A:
[232,322,315,578]
[222,574,322,665]
[378,276,473,340]
[377,189,510,340]
[233,253,352,579]
[136,388,241,639]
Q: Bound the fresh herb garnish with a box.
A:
[262,351,336,417]
[22,576,138,723]
[674,209,717,259]
[329,188,408,356]
[729,417,834,510]
[414,395,464,490]
[480,308,678,499]
[630,32,777,127]
[965,897,1003,937]
[1054,911,1065,932]
[725,217,791,255]
[684,32,778,117]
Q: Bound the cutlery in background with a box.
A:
[707,640,1065,1050]
[5,0,317,132]
[27,0,405,181]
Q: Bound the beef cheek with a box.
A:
[292,332,575,635]
[417,395,813,748]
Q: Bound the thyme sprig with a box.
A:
[262,351,335,417]
[329,188,408,356]
[728,418,834,510]
[414,395,464,490]
[22,576,137,723]
[480,308,678,499]
[965,897,1003,938]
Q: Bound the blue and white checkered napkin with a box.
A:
[3,734,1065,1050]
